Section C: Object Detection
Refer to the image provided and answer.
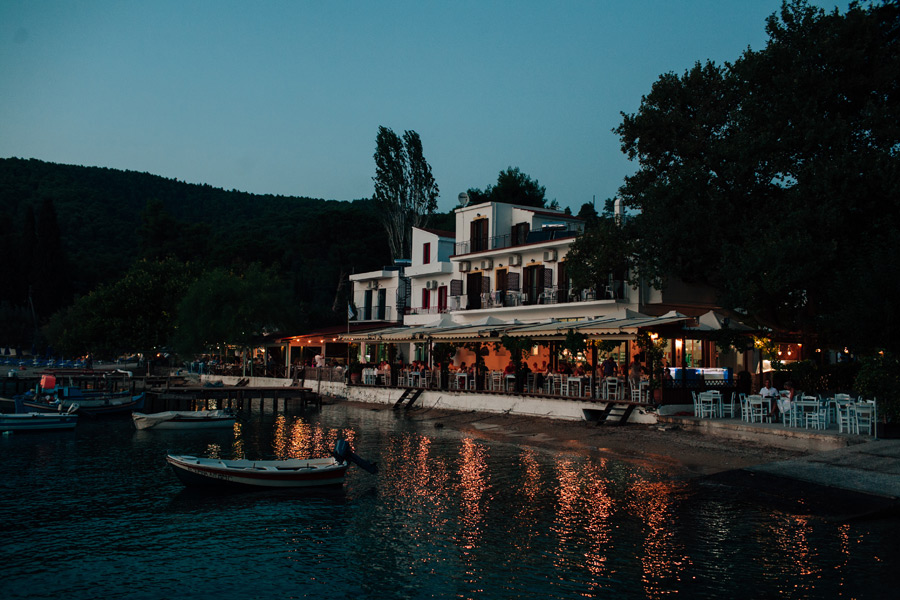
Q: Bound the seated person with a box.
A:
[769,380,796,419]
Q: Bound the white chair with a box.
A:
[855,400,877,436]
[804,397,829,430]
[708,390,722,415]
[739,393,752,422]
[603,377,618,401]
[630,385,642,403]
[836,399,855,433]
[698,392,717,418]
[747,395,767,423]
[490,371,502,391]
[720,392,737,418]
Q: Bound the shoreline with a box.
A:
[338,399,805,478]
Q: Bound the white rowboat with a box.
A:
[132,410,236,430]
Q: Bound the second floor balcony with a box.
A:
[454,226,580,256]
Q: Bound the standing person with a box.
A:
[628,358,642,388]
[601,355,617,378]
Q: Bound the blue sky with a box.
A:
[0,1,845,213]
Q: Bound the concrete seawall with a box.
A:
[202,375,658,424]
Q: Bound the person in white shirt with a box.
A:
[759,379,778,398]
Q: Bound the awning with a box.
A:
[428,318,528,341]
[683,310,756,332]
[339,310,697,345]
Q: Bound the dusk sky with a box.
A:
[1,1,845,213]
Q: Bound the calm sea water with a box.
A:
[0,402,896,599]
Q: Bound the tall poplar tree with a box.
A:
[372,126,439,261]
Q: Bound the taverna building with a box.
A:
[345,200,757,386]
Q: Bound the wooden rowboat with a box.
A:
[167,440,377,489]
[166,454,349,488]
[133,410,236,430]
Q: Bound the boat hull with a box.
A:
[133,410,236,430]
[17,393,145,416]
[166,455,348,488]
[0,412,78,432]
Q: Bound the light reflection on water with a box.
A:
[0,403,896,599]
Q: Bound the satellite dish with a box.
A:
[458,192,470,207]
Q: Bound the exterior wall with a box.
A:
[349,268,406,322]
[404,228,456,325]
[311,378,657,424]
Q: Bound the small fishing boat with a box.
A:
[167,439,377,489]
[16,391,145,417]
[0,407,79,433]
[133,409,236,430]
[14,373,144,417]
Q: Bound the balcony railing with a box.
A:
[359,306,393,321]
[405,306,451,316]
[462,284,624,310]
[454,227,580,256]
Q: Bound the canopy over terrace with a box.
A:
[280,322,394,366]
[341,310,694,354]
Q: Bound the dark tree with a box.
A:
[616,0,900,350]
[31,198,71,319]
[467,167,547,208]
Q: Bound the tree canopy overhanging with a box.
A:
[615,0,900,351]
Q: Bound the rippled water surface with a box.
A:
[1,403,896,599]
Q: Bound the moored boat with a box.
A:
[133,409,236,430]
[15,390,145,416]
[0,409,79,432]
[167,439,377,489]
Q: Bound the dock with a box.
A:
[145,385,321,413]
[1,373,322,414]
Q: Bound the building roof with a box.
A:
[417,227,455,238]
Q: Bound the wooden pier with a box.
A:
[145,385,321,413]
[1,373,321,415]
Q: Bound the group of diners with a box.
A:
[356,355,654,401]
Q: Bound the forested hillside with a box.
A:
[0,157,454,353]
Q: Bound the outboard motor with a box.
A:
[332,439,378,475]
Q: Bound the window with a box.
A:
[423,242,431,265]
[437,286,448,312]
[422,288,431,310]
